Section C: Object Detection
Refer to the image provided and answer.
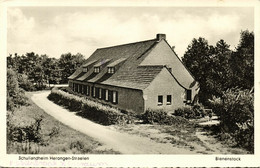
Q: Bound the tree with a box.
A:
[207,39,232,97]
[230,30,254,89]
[58,53,86,83]
[42,57,61,86]
[182,37,215,104]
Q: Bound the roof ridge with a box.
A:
[96,38,157,50]
[138,65,164,67]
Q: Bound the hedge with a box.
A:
[47,88,133,125]
[141,109,193,127]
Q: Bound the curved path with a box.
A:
[31,91,195,154]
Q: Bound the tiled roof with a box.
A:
[76,68,95,81]
[70,35,196,90]
[82,60,97,67]
[107,58,126,67]
[73,39,159,89]
[101,66,163,89]
[68,67,83,80]
[93,59,111,67]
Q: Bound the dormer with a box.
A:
[83,67,88,72]
[94,67,100,73]
[93,59,111,74]
[106,58,127,74]
[107,67,115,74]
[82,60,97,73]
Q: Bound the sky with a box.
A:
[7,6,254,59]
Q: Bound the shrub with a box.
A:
[7,68,28,111]
[208,88,254,152]
[174,107,194,119]
[192,103,206,117]
[142,109,192,126]
[17,73,36,91]
[47,88,134,125]
[7,115,45,154]
[174,104,205,119]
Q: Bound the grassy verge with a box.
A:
[7,91,120,154]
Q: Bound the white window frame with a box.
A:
[112,91,117,103]
[99,88,102,99]
[108,67,115,74]
[94,67,100,73]
[166,95,172,105]
[105,90,109,101]
[158,95,163,106]
[83,67,88,72]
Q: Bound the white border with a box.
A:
[1,0,259,167]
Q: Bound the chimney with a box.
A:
[156,33,166,41]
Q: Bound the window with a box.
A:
[167,95,172,105]
[96,88,99,98]
[92,86,95,97]
[101,89,105,100]
[105,89,109,101]
[108,90,112,102]
[83,85,87,94]
[112,91,118,104]
[186,90,192,103]
[72,83,75,91]
[76,84,79,92]
[83,67,88,72]
[80,85,83,93]
[158,95,163,105]
[94,67,100,73]
[108,67,115,74]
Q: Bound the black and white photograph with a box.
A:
[1,0,259,167]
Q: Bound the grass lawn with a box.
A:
[7,91,119,154]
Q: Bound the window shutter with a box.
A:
[91,86,94,97]
[96,88,99,98]
[187,90,192,101]
[102,89,105,100]
[115,91,118,104]
[108,90,112,102]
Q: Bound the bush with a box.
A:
[17,73,36,91]
[47,88,133,125]
[174,105,205,119]
[7,69,28,111]
[142,109,192,126]
[192,103,206,117]
[174,107,194,119]
[208,88,254,152]
[7,115,46,154]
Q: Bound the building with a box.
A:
[68,34,199,114]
